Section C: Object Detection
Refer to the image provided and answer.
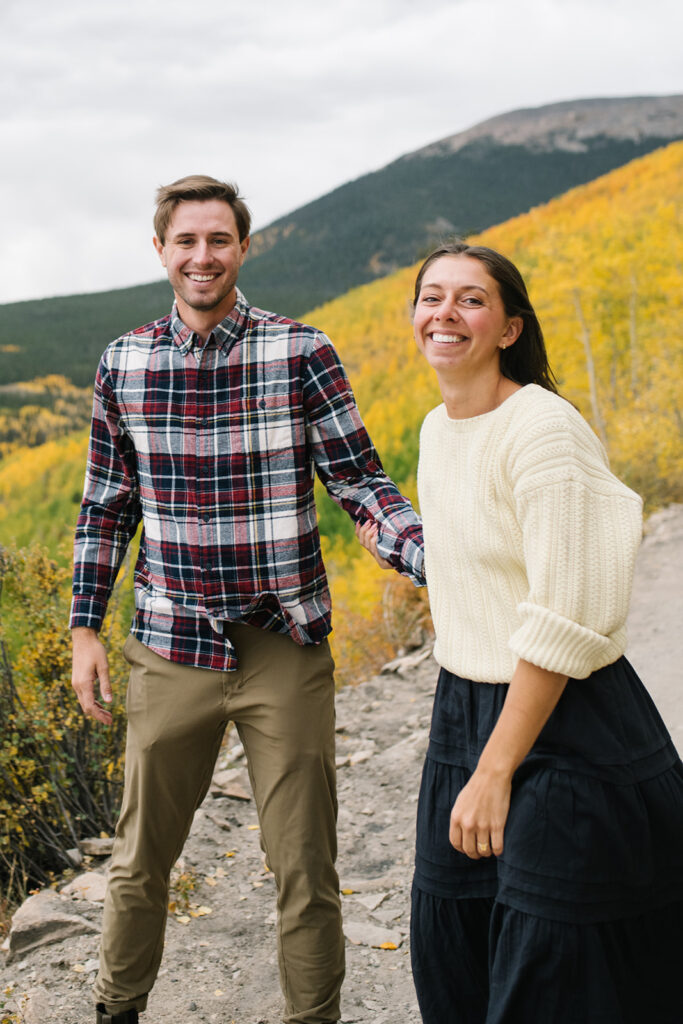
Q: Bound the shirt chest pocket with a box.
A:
[241,393,299,453]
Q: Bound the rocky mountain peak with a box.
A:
[406,94,683,159]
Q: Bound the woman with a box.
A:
[357,241,683,1023]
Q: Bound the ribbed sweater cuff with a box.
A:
[509,602,626,680]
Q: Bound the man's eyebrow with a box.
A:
[171,230,235,240]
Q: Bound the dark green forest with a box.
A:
[0,134,677,388]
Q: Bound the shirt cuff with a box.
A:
[69,595,108,631]
[376,531,426,587]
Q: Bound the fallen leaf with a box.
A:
[247,825,259,831]
[380,942,398,950]
[72,964,85,973]
[176,915,190,925]
[224,850,236,858]
[205,877,217,887]
[341,888,355,895]
[214,990,224,997]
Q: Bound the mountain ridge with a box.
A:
[1,95,681,387]
[407,94,683,158]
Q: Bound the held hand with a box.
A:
[71,627,113,726]
[355,519,392,570]
[449,765,511,859]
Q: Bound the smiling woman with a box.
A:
[357,240,683,1024]
[412,254,523,417]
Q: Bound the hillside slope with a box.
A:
[1,141,681,689]
[1,95,681,387]
[240,95,683,316]
[2,141,681,547]
[307,140,683,512]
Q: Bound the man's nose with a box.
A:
[193,240,212,264]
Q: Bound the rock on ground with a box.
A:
[1,505,681,1023]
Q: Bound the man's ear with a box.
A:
[240,235,250,261]
[152,236,166,267]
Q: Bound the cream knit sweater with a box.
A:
[418,385,643,682]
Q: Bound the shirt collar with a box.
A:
[170,288,251,355]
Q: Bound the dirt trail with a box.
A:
[1,506,681,1024]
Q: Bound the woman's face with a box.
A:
[413,255,521,380]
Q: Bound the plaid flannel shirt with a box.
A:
[71,290,424,670]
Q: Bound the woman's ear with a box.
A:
[501,316,523,348]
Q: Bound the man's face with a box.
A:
[153,199,250,324]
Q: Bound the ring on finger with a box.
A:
[476,840,490,853]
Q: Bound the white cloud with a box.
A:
[0,0,681,303]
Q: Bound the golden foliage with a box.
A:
[0,545,130,902]
[0,142,681,721]
[0,376,92,457]
[307,142,683,514]
[307,142,683,668]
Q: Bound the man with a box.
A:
[71,174,424,1024]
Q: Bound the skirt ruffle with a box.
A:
[414,657,683,923]
[411,890,683,1024]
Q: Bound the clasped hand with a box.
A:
[355,519,392,569]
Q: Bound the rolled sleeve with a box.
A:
[508,415,643,679]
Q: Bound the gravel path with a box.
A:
[1,506,681,1024]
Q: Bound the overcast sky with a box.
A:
[1,0,682,306]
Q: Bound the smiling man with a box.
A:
[70,175,424,1024]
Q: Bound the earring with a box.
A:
[501,343,507,350]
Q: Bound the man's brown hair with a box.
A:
[154,175,251,244]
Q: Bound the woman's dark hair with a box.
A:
[413,241,558,393]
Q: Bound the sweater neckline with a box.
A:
[438,384,535,429]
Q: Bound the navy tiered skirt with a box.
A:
[411,657,683,1023]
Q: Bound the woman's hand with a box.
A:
[449,764,511,859]
[355,519,393,570]
[450,659,568,859]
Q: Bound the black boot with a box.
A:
[95,1004,139,1024]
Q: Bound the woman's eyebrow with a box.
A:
[422,282,489,294]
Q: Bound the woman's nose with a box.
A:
[435,300,460,321]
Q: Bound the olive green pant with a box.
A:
[94,625,344,1024]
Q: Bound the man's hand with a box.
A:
[71,627,113,725]
[355,519,393,570]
